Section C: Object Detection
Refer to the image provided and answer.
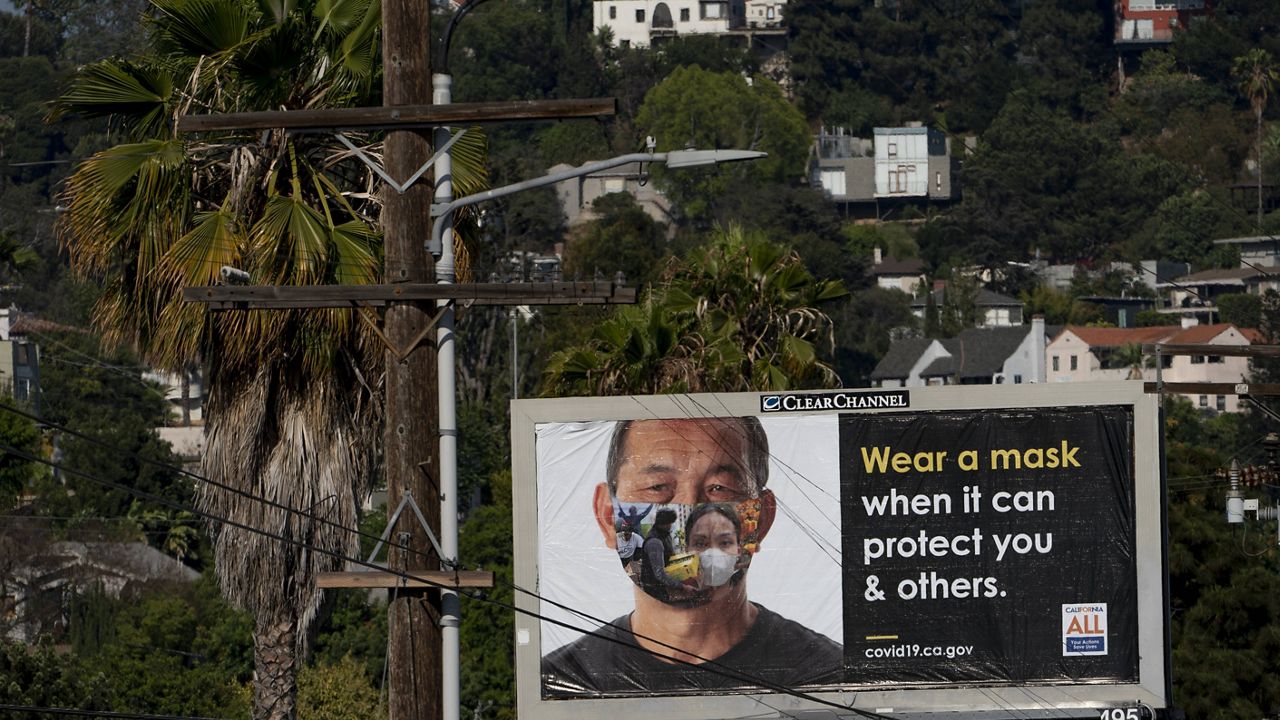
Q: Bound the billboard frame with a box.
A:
[511,382,1168,720]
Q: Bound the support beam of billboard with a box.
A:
[1143,382,1280,396]
[1141,343,1280,358]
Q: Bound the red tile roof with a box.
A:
[1062,323,1264,348]
[1062,325,1181,348]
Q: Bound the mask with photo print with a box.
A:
[611,498,763,605]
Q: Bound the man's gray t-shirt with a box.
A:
[541,603,843,696]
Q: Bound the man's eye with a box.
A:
[707,484,744,499]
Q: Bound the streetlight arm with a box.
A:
[428,148,766,262]
[429,153,660,259]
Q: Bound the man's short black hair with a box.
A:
[655,509,678,526]
[605,417,769,496]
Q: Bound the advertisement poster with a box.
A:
[534,405,1138,699]
[840,407,1137,685]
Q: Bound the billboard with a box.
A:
[512,383,1168,720]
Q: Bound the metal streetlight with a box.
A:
[428,148,764,720]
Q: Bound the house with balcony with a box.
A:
[811,125,960,217]
[1046,322,1259,412]
[593,0,783,48]
[870,318,1051,387]
[1154,236,1280,322]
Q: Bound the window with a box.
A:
[1052,356,1060,372]
[766,5,774,18]
[1070,355,1078,371]
[1014,374,1023,384]
[15,344,27,365]
[1217,395,1227,411]
[819,169,846,196]
[15,378,29,401]
[887,142,898,158]
[636,8,644,21]
[680,7,689,20]
[1190,355,1205,364]
[1209,355,1223,363]
[1199,395,1208,408]
[935,171,942,192]
[609,5,616,18]
[620,39,630,48]
[700,1,724,19]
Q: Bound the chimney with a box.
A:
[873,246,883,266]
[1031,315,1046,383]
[1181,317,1199,329]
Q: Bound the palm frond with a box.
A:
[50,61,173,137]
[151,0,254,56]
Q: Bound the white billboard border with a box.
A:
[511,382,1168,720]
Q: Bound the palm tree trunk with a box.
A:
[253,611,299,720]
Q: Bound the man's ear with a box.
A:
[593,483,618,549]
[757,489,777,544]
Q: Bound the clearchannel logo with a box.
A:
[759,390,910,413]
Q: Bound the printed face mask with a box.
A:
[611,497,763,605]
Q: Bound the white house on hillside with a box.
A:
[1046,322,1259,413]
[593,0,782,47]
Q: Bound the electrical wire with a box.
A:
[0,704,228,720]
[0,442,888,719]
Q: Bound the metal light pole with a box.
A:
[427,148,763,720]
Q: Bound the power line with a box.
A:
[0,704,227,720]
[0,442,885,718]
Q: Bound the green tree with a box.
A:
[458,471,515,720]
[1233,48,1279,225]
[561,193,669,287]
[1217,292,1263,329]
[0,639,114,716]
[543,225,848,394]
[296,656,385,720]
[0,392,42,508]
[635,66,808,222]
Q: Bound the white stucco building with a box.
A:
[1046,322,1259,413]
[593,0,782,47]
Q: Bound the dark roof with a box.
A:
[871,325,1042,382]
[868,337,934,380]
[871,257,925,276]
[1161,267,1261,286]
[911,287,1021,309]
[950,326,1032,379]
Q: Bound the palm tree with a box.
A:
[1233,49,1279,225]
[1112,342,1152,380]
[53,0,485,717]
[544,225,848,395]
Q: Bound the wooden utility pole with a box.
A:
[382,0,440,717]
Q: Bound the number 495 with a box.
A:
[1100,709,1141,720]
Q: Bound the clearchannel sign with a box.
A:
[760,390,910,413]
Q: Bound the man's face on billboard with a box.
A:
[593,418,777,606]
[612,419,754,505]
